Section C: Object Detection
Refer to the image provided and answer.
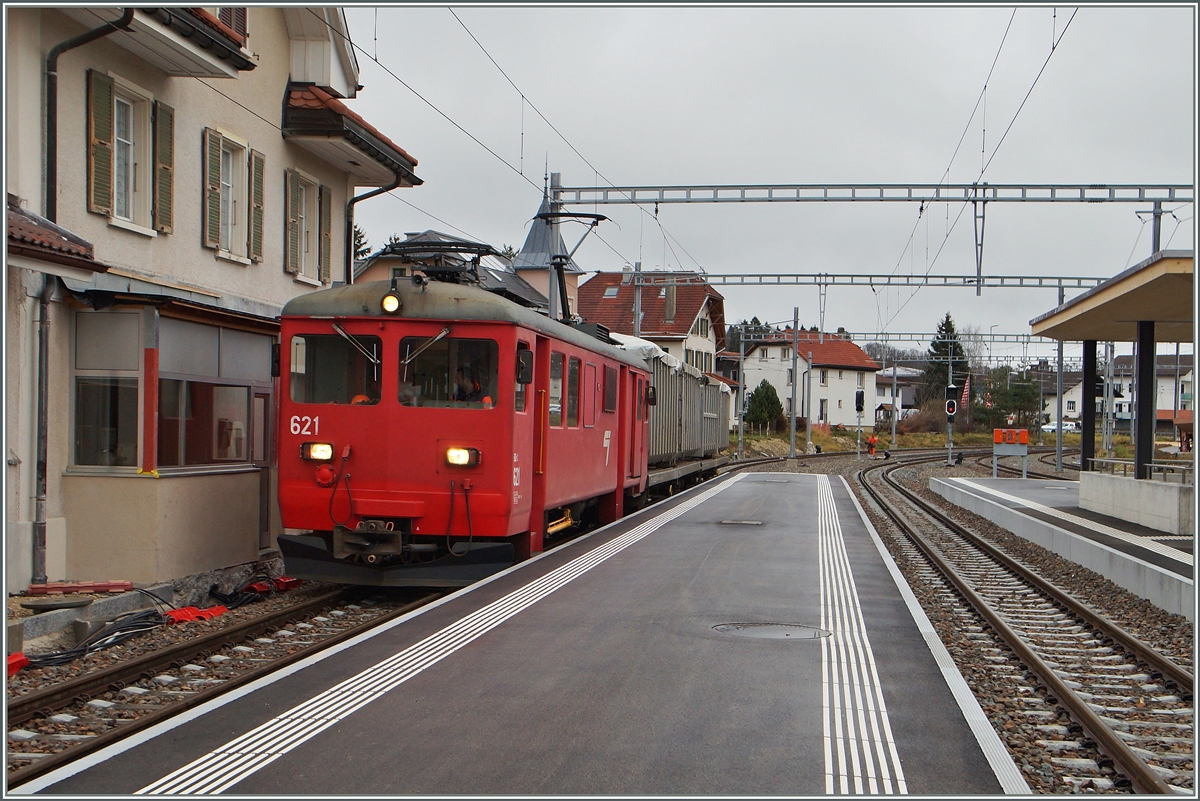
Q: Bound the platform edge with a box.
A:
[838,475,1032,795]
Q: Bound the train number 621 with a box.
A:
[290,415,319,435]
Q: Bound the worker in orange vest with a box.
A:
[867,433,878,458]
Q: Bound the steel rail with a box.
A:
[8,589,347,724]
[858,459,1177,794]
[881,463,1191,693]
[7,591,443,791]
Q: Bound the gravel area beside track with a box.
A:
[6,581,343,700]
[739,455,1194,793]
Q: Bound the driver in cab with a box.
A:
[453,365,484,403]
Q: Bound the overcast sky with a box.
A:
[342,5,1195,365]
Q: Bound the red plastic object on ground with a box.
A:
[164,605,228,625]
[245,577,303,595]
[8,652,30,676]
[26,581,133,595]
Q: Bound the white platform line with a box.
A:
[133,475,745,795]
[818,475,905,795]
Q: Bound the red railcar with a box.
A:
[275,279,652,586]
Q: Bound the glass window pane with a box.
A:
[515,343,529,413]
[75,377,138,466]
[604,366,618,413]
[180,382,249,465]
[160,317,219,377]
[549,353,563,426]
[290,334,382,405]
[158,378,183,467]
[397,336,498,409]
[567,357,580,427]
[253,395,268,462]
[76,312,139,371]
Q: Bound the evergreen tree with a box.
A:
[500,244,519,260]
[745,380,783,427]
[353,225,371,260]
[920,313,970,404]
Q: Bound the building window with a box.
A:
[73,311,141,467]
[1067,400,1076,412]
[838,369,844,380]
[787,368,793,386]
[701,318,710,339]
[604,286,619,298]
[217,7,248,37]
[704,352,712,373]
[87,71,172,234]
[760,348,768,361]
[285,169,330,281]
[781,347,790,361]
[819,369,828,386]
[819,398,828,421]
[857,371,864,388]
[158,318,273,468]
[838,399,843,409]
[203,128,264,262]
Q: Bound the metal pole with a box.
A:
[891,359,897,449]
[737,327,744,461]
[633,261,642,339]
[1056,285,1064,472]
[1173,342,1181,445]
[32,276,54,584]
[789,307,798,458]
[947,341,954,467]
[1104,342,1114,456]
[806,350,813,454]
[1151,201,1162,254]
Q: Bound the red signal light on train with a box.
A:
[445,447,481,467]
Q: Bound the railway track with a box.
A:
[6,588,444,790]
[979,448,1081,481]
[855,455,1193,793]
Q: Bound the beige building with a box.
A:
[5,8,420,588]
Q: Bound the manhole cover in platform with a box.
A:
[719,520,763,526]
[713,622,831,640]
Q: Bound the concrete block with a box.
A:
[16,583,173,642]
[1079,472,1194,536]
[931,477,1193,622]
[7,621,24,654]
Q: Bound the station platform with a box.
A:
[931,477,1194,622]
[19,473,1028,796]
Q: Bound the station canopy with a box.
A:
[1029,250,1193,343]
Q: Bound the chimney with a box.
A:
[621,264,632,285]
[664,284,676,323]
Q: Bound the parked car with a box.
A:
[1041,421,1078,432]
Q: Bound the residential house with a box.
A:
[716,330,879,429]
[5,7,420,589]
[1058,354,1192,433]
[873,365,923,427]
[576,270,726,373]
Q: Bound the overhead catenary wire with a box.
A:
[445,8,699,271]
[883,8,1080,331]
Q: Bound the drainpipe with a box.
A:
[344,172,403,285]
[45,8,134,221]
[32,276,56,584]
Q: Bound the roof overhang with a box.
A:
[59,8,255,77]
[282,87,421,187]
[1029,251,1193,343]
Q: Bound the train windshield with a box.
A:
[399,336,498,408]
[289,334,382,405]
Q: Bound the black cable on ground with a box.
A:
[25,608,166,668]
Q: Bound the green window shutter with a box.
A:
[284,169,300,274]
[318,184,332,284]
[87,70,114,215]
[152,101,174,234]
[248,150,265,262]
[202,128,223,249]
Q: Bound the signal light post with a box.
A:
[945,384,957,466]
[855,389,864,460]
